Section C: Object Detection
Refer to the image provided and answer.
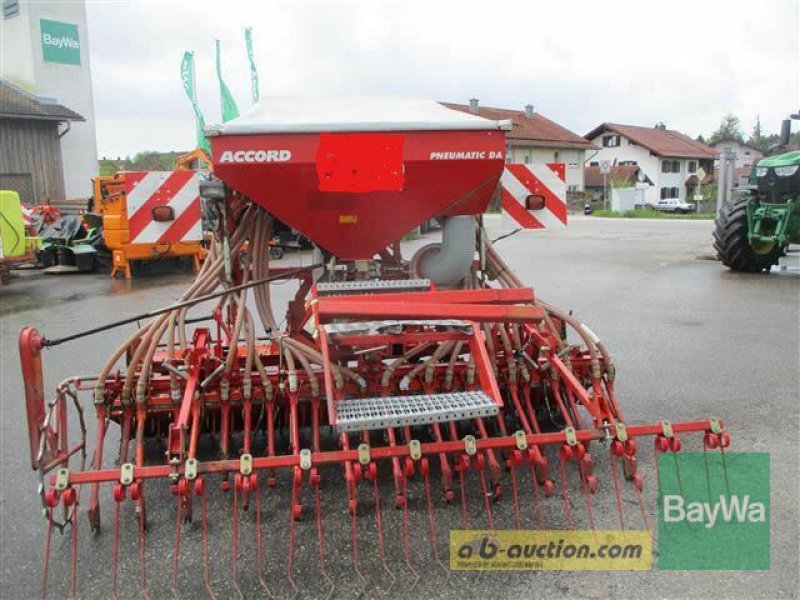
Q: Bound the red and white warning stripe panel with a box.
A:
[123,171,202,244]
[500,163,568,229]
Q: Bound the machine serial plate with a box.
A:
[335,391,499,432]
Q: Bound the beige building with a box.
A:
[710,139,764,170]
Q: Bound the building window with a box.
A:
[662,159,680,173]
[2,0,20,18]
[553,151,560,162]
[602,134,620,147]
[619,160,638,166]
[523,155,530,164]
[568,185,578,192]
[660,187,679,200]
[688,160,697,173]
[589,161,599,167]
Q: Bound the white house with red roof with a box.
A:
[584,123,716,206]
[444,100,598,192]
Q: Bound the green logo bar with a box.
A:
[657,451,770,570]
[40,19,81,66]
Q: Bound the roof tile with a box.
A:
[442,102,597,150]
[585,123,715,159]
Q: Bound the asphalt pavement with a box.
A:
[1,215,798,599]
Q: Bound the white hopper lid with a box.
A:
[206,96,512,135]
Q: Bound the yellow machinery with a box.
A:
[93,150,209,278]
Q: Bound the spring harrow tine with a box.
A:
[195,480,216,599]
[171,494,183,599]
[253,475,272,599]
[399,475,420,592]
[349,480,368,598]
[527,455,547,528]
[231,483,243,600]
[110,495,121,599]
[41,506,55,599]
[430,423,454,502]
[370,466,397,595]
[138,493,150,600]
[312,474,335,600]
[421,459,450,583]
[609,453,627,530]
[508,455,522,529]
[557,453,575,529]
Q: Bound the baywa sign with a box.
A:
[41,19,81,66]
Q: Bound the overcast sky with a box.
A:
[86,0,799,158]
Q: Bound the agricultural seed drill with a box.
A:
[20,98,731,597]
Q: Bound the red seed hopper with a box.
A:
[19,97,730,597]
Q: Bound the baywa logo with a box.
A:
[657,452,770,570]
[219,150,291,163]
[663,494,766,529]
[42,33,78,50]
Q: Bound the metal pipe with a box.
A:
[417,215,475,286]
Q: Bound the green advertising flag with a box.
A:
[180,52,210,153]
[215,39,240,122]
[244,27,259,104]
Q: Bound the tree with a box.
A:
[747,116,770,152]
[708,114,745,145]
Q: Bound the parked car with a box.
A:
[653,199,696,214]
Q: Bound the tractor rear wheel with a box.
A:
[713,195,783,272]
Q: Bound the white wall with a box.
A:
[1,0,97,199]
[510,146,585,191]
[588,132,703,205]
[0,4,36,87]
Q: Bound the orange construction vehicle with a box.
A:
[93,149,209,278]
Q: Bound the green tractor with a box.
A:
[714,115,800,272]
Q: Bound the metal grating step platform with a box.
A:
[316,278,431,295]
[335,391,498,432]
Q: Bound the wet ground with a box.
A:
[1,215,798,599]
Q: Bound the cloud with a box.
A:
[87,0,799,157]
